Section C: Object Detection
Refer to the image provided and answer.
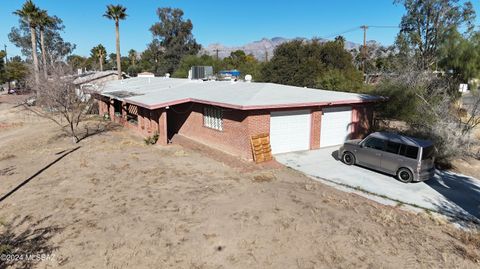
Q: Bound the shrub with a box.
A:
[372,71,480,166]
[144,132,159,145]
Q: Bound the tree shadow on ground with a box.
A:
[0,146,80,203]
[75,121,122,143]
[0,215,62,269]
[425,171,480,227]
[47,120,122,143]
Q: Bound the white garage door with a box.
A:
[320,106,353,148]
[270,110,311,154]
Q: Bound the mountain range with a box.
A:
[200,37,362,61]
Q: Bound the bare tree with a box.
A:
[24,64,96,143]
[460,90,480,135]
[389,69,480,163]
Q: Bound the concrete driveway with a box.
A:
[276,147,480,224]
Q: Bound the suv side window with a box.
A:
[399,145,419,159]
[363,138,385,150]
[385,141,401,154]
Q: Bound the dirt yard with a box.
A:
[0,96,479,268]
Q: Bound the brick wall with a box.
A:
[96,96,167,145]
[97,99,107,116]
[96,95,375,158]
[352,104,374,139]
[310,108,322,149]
[138,107,167,145]
[171,103,253,159]
[157,109,167,145]
[247,110,270,135]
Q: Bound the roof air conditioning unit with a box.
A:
[190,66,213,80]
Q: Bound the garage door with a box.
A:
[320,106,352,148]
[270,110,311,154]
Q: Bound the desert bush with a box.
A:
[144,132,159,145]
[372,79,419,122]
[373,70,480,165]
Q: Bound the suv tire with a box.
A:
[397,168,413,183]
[342,152,356,165]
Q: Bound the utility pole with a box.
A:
[264,48,269,62]
[360,25,368,76]
[215,48,219,61]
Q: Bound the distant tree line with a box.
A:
[65,7,202,78]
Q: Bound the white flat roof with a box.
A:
[100,77,380,110]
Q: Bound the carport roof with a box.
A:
[100,77,382,110]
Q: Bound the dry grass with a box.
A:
[0,154,15,162]
[451,229,480,249]
[252,171,276,182]
[447,229,480,263]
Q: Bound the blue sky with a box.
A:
[1,0,479,58]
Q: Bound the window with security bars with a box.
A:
[203,106,223,131]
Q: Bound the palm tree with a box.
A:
[128,49,137,66]
[90,44,107,71]
[103,4,127,80]
[14,0,41,86]
[37,10,55,79]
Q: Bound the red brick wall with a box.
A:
[96,95,375,158]
[137,107,167,145]
[96,97,167,145]
[97,99,107,116]
[351,104,374,139]
[247,110,270,135]
[310,108,322,149]
[157,109,167,145]
[171,103,252,158]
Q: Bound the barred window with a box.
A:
[203,106,223,131]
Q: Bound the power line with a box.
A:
[368,25,400,28]
[318,25,400,41]
[320,26,362,39]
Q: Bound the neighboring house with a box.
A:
[73,71,125,91]
[137,72,155,78]
[94,77,382,159]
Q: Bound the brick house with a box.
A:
[94,77,381,160]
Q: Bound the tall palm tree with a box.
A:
[103,4,127,79]
[91,44,107,71]
[37,10,55,79]
[128,49,137,66]
[14,0,41,86]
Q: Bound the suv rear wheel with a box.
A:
[342,152,355,165]
[397,168,413,183]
